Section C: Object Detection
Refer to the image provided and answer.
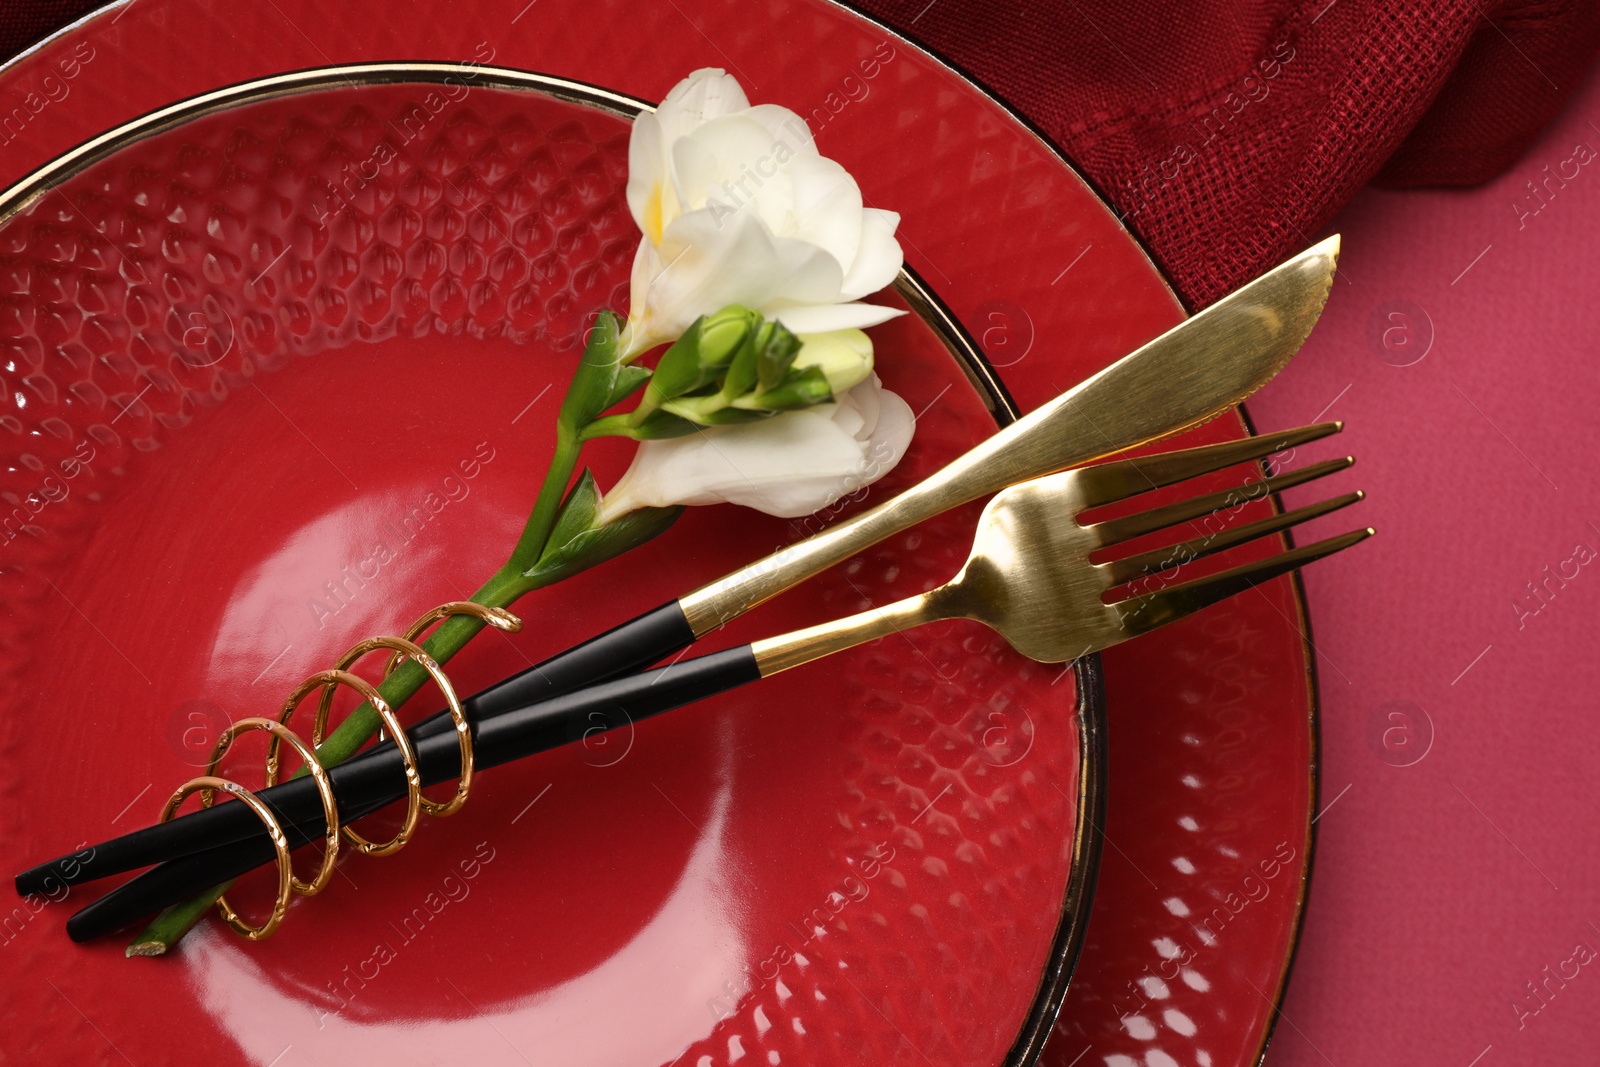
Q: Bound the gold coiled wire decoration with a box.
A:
[158,601,522,939]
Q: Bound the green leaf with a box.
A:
[525,500,684,585]
[557,311,627,430]
[543,469,602,559]
[605,364,653,410]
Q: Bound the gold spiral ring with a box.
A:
[381,601,523,817]
[373,602,520,742]
[160,599,523,938]
[327,634,473,819]
[391,601,522,658]
[161,777,293,940]
[203,717,341,896]
[282,667,421,857]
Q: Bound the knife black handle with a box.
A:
[65,644,761,942]
[18,600,695,898]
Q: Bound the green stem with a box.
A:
[508,422,581,572]
[129,426,594,956]
[663,392,732,421]
[626,381,665,427]
[579,414,642,441]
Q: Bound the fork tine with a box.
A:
[1074,422,1342,509]
[1102,491,1364,587]
[1113,527,1374,637]
[1089,456,1353,548]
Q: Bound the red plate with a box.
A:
[0,67,1099,1066]
[0,3,1322,1066]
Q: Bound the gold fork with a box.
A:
[752,421,1369,673]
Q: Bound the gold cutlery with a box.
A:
[57,422,1367,941]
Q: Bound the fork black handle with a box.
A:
[17,601,696,898]
[64,643,762,942]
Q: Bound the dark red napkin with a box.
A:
[854,0,1600,304]
[3,0,1598,305]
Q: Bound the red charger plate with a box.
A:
[0,3,1323,1066]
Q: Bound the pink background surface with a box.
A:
[1245,59,1600,1067]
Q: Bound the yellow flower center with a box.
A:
[644,183,665,245]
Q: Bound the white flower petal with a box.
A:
[858,379,915,474]
[625,112,666,230]
[782,153,866,275]
[597,410,860,519]
[839,208,903,300]
[771,301,905,335]
[643,212,845,328]
[598,377,915,521]
[668,114,792,224]
[655,69,750,141]
[844,370,879,427]
[622,238,675,354]
[629,70,752,239]
[741,104,819,156]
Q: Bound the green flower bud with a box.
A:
[754,320,803,392]
[630,305,759,425]
[720,329,761,401]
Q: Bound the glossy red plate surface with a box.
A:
[0,3,1322,1066]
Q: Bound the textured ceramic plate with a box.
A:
[0,2,1323,1066]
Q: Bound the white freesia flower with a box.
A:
[596,375,915,521]
[622,68,905,358]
